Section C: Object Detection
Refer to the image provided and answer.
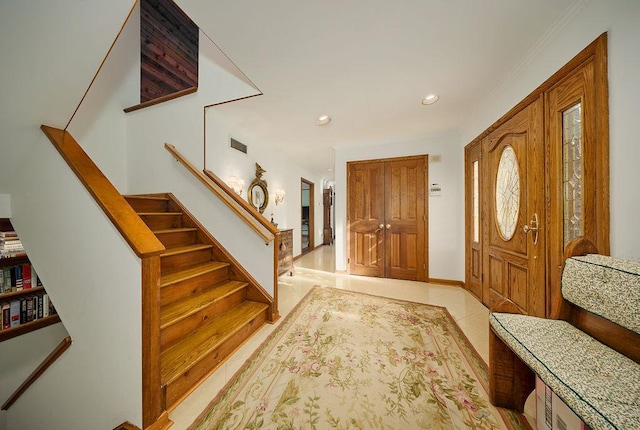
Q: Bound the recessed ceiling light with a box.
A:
[422,94,439,105]
[316,115,331,126]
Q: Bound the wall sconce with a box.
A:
[228,176,245,196]
[274,189,286,205]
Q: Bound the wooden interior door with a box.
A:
[348,161,385,277]
[384,157,427,281]
[348,156,427,281]
[465,141,482,300]
[482,98,546,317]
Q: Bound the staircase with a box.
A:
[125,193,272,408]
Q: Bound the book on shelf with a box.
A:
[15,265,22,290]
[37,294,43,319]
[0,249,26,258]
[33,267,41,287]
[0,231,17,239]
[22,264,31,289]
[9,299,20,328]
[0,239,23,249]
[1,302,9,330]
[42,294,50,317]
[1,268,9,293]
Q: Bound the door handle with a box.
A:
[375,223,384,233]
[385,224,391,229]
[523,213,539,245]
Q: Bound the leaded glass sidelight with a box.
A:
[495,146,520,241]
[473,160,479,243]
[563,103,583,247]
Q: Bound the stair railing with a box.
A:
[164,143,279,244]
[41,126,169,430]
[164,143,281,320]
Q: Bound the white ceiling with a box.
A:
[175,0,579,179]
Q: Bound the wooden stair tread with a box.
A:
[160,261,230,287]
[153,227,198,235]
[124,194,169,200]
[160,280,248,328]
[161,301,269,384]
[161,244,212,257]
[137,212,182,216]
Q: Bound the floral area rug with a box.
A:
[190,286,524,430]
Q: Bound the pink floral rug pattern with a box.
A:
[190,287,523,430]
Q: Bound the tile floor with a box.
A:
[170,245,526,429]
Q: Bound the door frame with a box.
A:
[301,178,314,254]
[464,140,483,300]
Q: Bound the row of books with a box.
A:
[1,263,42,294]
[1,293,57,330]
[0,230,25,258]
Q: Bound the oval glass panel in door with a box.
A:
[495,145,520,240]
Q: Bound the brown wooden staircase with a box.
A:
[125,193,273,409]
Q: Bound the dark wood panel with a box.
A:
[508,262,528,312]
[277,229,293,276]
[140,0,199,103]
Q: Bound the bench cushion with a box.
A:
[490,312,640,430]
[563,254,640,334]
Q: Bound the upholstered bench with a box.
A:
[488,237,640,430]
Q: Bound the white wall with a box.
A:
[460,0,640,260]
[204,109,326,258]
[334,132,463,281]
[0,195,10,218]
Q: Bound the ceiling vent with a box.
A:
[230,137,247,154]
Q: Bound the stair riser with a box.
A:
[156,230,197,248]
[140,214,183,230]
[125,197,170,213]
[161,289,247,350]
[164,310,268,407]
[161,249,212,274]
[161,268,230,307]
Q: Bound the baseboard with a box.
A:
[428,278,465,288]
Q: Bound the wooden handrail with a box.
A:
[41,126,165,258]
[2,336,72,410]
[203,169,280,236]
[164,143,277,244]
[123,87,197,114]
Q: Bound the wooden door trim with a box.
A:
[346,155,427,166]
[464,140,482,300]
[301,178,314,254]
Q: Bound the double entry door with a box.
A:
[347,155,428,281]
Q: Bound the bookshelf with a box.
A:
[0,219,60,342]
